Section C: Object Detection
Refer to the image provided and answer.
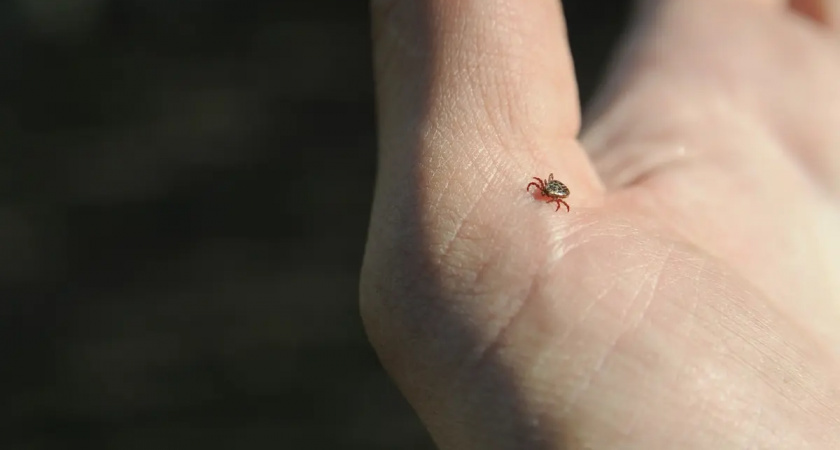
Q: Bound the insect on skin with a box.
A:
[526,173,570,212]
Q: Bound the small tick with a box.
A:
[527,173,570,212]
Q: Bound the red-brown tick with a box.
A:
[527,173,570,212]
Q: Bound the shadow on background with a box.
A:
[0,1,629,448]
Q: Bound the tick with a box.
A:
[526,173,570,212]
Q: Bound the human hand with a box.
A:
[361,0,840,448]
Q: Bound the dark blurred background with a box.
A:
[0,1,630,448]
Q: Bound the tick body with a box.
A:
[526,173,570,212]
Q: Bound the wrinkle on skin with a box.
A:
[462,274,539,375]
[557,242,673,417]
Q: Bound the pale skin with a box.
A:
[361,0,840,448]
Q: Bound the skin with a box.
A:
[361,0,840,448]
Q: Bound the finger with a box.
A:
[786,0,840,192]
[586,0,840,194]
[370,0,603,202]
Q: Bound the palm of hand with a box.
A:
[362,1,840,448]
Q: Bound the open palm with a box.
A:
[361,0,840,448]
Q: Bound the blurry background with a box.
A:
[0,1,630,448]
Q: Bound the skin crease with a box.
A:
[361,0,840,448]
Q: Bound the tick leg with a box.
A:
[554,199,570,212]
[527,177,546,193]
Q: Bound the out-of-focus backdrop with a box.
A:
[0,1,630,448]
